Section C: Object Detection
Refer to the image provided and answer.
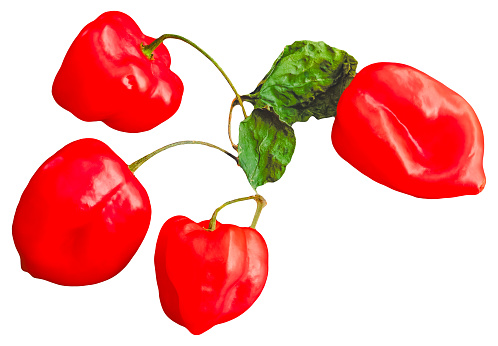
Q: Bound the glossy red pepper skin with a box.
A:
[154,216,269,335]
[332,62,485,199]
[52,11,183,133]
[12,138,151,286]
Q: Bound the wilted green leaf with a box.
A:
[246,40,357,125]
[238,109,296,190]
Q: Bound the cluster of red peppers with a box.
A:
[12,11,485,335]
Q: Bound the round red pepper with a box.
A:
[154,215,269,335]
[52,11,183,133]
[332,62,485,198]
[12,138,151,286]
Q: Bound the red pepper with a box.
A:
[154,215,269,335]
[12,138,151,286]
[52,11,183,133]
[332,62,485,198]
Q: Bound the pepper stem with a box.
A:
[207,194,267,231]
[128,140,238,173]
[228,96,252,151]
[141,34,248,120]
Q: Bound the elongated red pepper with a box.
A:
[52,11,183,133]
[155,215,268,335]
[332,62,485,198]
[12,138,151,286]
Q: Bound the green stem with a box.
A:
[128,140,238,173]
[141,34,248,119]
[207,194,267,231]
[228,95,252,151]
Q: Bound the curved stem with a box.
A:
[249,194,267,229]
[128,140,238,173]
[228,98,238,151]
[207,194,267,231]
[228,96,252,151]
[142,34,248,119]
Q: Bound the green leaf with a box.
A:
[247,40,357,125]
[238,109,296,190]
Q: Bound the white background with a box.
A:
[1,1,497,345]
